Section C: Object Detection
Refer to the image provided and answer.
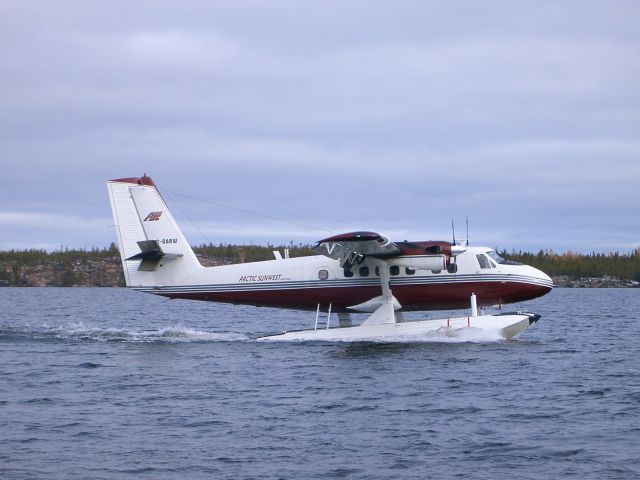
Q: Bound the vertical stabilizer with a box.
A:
[107,175,202,287]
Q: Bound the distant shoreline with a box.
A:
[1,246,638,288]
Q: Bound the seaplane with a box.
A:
[107,175,553,342]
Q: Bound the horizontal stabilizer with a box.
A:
[126,240,183,272]
[126,240,164,261]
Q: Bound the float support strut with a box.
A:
[471,293,478,317]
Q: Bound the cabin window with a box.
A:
[375,266,380,276]
[405,267,415,275]
[431,270,441,274]
[344,268,354,278]
[359,266,370,277]
[318,269,329,280]
[476,254,492,269]
[447,263,457,273]
[390,265,400,276]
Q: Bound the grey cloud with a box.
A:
[0,1,638,252]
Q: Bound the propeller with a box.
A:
[448,218,469,273]
[449,220,459,274]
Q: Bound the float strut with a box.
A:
[471,293,478,317]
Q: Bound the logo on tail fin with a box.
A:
[143,211,163,222]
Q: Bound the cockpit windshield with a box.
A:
[486,251,505,263]
[486,250,522,265]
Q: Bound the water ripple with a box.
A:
[0,287,639,480]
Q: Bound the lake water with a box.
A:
[1,287,639,479]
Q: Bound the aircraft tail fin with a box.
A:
[106,175,202,287]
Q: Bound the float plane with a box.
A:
[107,175,553,341]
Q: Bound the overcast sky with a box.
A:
[1,1,638,253]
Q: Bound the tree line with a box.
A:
[498,248,640,282]
[192,242,316,263]
[0,243,638,286]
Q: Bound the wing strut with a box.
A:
[358,261,405,326]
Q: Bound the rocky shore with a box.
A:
[1,257,637,288]
[551,275,639,288]
[0,257,125,287]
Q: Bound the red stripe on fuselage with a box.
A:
[156,281,551,312]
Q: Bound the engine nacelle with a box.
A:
[388,255,447,271]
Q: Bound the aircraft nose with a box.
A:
[532,266,554,290]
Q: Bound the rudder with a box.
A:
[107,175,202,287]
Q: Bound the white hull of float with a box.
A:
[257,312,540,342]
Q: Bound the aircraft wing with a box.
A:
[314,231,401,268]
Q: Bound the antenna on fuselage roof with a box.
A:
[451,218,470,246]
[451,219,457,245]
[466,216,469,246]
[450,219,461,274]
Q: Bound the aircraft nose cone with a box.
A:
[530,267,554,296]
[537,268,554,289]
[519,265,553,300]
